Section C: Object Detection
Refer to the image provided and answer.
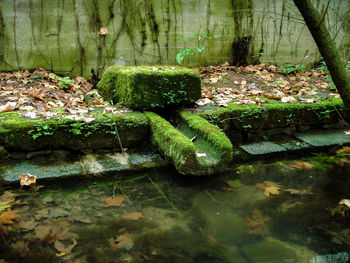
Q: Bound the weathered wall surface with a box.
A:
[0,0,349,78]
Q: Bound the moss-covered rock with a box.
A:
[0,112,148,151]
[97,66,201,110]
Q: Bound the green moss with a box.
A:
[198,98,345,134]
[145,112,197,174]
[0,111,148,151]
[179,111,232,163]
[97,66,201,110]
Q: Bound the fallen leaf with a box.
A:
[225,179,243,189]
[54,238,77,254]
[11,240,29,257]
[284,189,302,195]
[0,210,20,225]
[34,225,52,240]
[337,146,350,154]
[17,219,37,231]
[109,233,134,250]
[245,210,270,237]
[99,27,108,35]
[256,181,281,197]
[339,199,350,208]
[290,161,314,169]
[102,196,126,207]
[122,212,143,221]
[19,173,37,186]
[0,202,11,213]
[264,186,280,197]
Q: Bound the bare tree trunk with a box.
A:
[293,0,350,108]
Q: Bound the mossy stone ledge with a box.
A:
[97,66,201,110]
[0,112,148,152]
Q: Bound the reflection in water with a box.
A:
[1,154,350,262]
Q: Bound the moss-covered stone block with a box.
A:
[97,66,201,110]
[145,112,197,175]
[179,110,233,165]
[0,112,148,151]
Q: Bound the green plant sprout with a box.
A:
[280,64,305,75]
[58,76,74,89]
[176,33,212,65]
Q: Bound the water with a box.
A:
[1,153,350,263]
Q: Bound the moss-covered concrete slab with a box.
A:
[0,111,148,152]
[0,151,167,182]
[97,66,201,110]
[294,129,350,147]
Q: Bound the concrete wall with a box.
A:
[0,0,349,78]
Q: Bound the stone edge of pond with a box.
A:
[0,98,349,181]
[0,151,168,183]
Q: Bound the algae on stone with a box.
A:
[97,66,201,110]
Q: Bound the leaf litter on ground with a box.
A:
[0,64,341,122]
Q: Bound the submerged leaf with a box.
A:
[102,196,126,207]
[54,238,77,254]
[0,210,20,225]
[339,199,350,208]
[122,212,143,221]
[290,161,314,169]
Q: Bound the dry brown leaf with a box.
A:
[290,161,314,169]
[122,212,143,221]
[0,210,20,225]
[102,196,126,207]
[19,173,37,186]
[54,238,77,254]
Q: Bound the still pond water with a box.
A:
[1,152,350,263]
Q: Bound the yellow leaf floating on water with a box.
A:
[109,233,134,250]
[256,181,281,197]
[264,186,280,197]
